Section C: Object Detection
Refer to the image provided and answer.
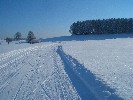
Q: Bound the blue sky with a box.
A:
[0,0,133,38]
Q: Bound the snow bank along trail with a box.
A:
[0,43,80,100]
[57,45,122,100]
[62,38,133,100]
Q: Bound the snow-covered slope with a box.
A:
[0,34,133,100]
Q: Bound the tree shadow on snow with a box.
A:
[57,46,123,100]
[43,33,133,42]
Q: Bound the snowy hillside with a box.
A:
[0,34,133,100]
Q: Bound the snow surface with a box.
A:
[0,42,80,100]
[0,34,133,100]
[61,35,133,100]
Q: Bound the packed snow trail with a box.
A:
[0,43,80,100]
[0,41,126,100]
[57,46,123,100]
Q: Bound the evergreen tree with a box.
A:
[14,32,21,40]
[27,31,36,43]
[69,18,133,35]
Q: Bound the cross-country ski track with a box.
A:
[0,43,123,100]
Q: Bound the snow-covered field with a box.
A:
[0,34,133,100]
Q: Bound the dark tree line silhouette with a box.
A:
[69,18,133,35]
[5,31,36,44]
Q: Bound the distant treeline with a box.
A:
[69,18,133,35]
[5,31,36,44]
